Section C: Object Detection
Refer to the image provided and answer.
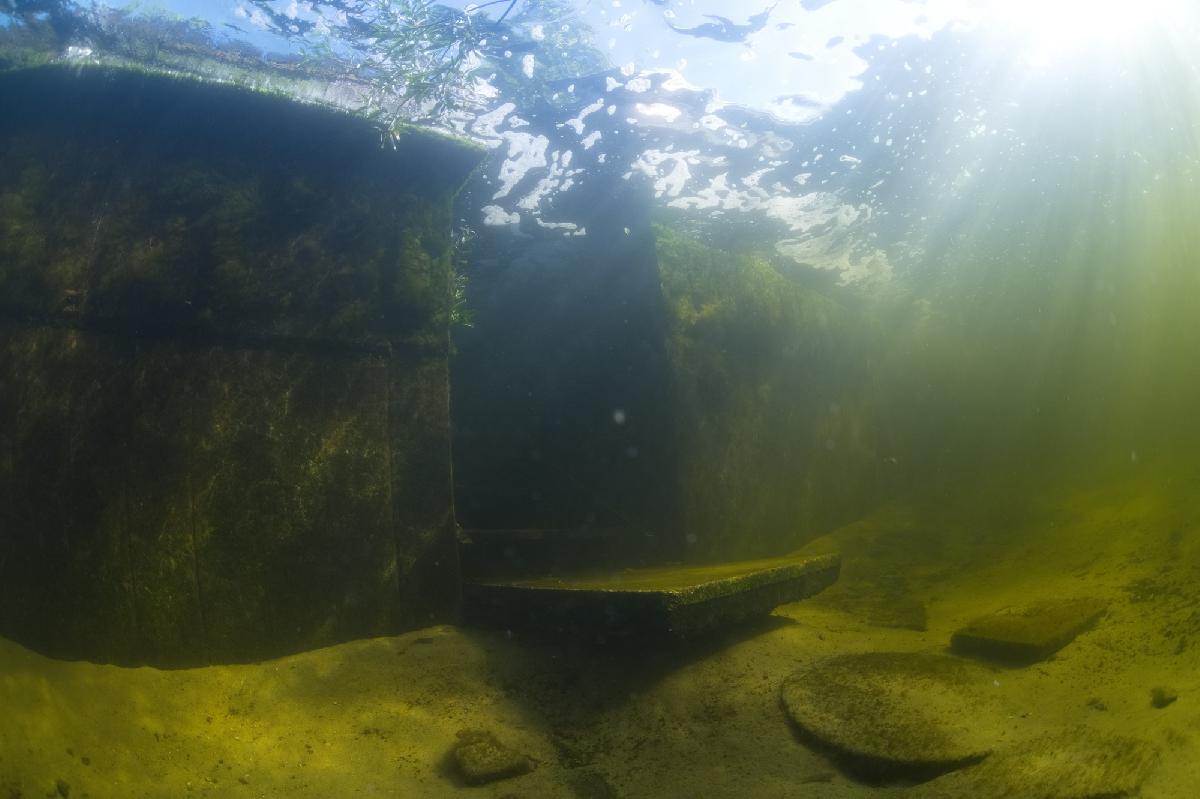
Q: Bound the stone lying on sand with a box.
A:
[1150,685,1178,709]
[951,597,1107,665]
[451,729,532,785]
[780,652,1003,780]
[920,727,1159,799]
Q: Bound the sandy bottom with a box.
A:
[3,462,1200,799]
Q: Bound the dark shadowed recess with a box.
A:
[450,170,681,575]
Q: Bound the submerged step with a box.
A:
[463,550,840,640]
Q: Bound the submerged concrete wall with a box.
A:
[0,66,482,665]
[655,227,896,562]
[451,179,674,551]
[451,220,895,568]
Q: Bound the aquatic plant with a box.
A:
[281,0,519,118]
[241,0,607,123]
[450,224,476,329]
[1,1,604,128]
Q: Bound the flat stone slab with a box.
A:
[780,652,1003,778]
[463,551,840,639]
[951,597,1107,665]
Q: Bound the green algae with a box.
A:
[655,226,893,561]
[780,651,1003,779]
[0,65,483,665]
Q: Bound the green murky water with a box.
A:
[2,2,1199,797]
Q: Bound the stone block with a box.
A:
[451,729,533,785]
[950,597,1107,665]
[0,66,475,349]
[464,550,839,640]
[780,651,1003,780]
[0,65,478,664]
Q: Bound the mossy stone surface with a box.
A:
[654,227,891,562]
[780,652,1003,779]
[186,346,398,662]
[465,550,840,640]
[950,597,1107,665]
[0,66,476,349]
[0,66,480,665]
[0,323,431,664]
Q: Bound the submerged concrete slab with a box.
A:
[950,597,1107,665]
[0,66,482,666]
[780,652,1003,780]
[463,551,840,640]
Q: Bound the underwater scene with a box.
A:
[1,0,1199,797]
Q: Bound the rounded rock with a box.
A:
[780,651,1004,777]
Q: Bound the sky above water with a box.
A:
[67,0,1200,285]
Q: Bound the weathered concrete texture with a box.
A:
[780,652,1003,780]
[464,551,839,640]
[0,324,448,664]
[950,597,1107,665]
[0,66,480,665]
[654,227,891,562]
[186,346,399,663]
[388,351,463,629]
[0,66,478,349]
[920,727,1159,799]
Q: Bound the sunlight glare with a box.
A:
[981,0,1186,61]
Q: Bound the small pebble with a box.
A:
[452,729,532,785]
[1151,686,1178,709]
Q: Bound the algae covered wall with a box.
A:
[655,227,896,562]
[0,66,481,665]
